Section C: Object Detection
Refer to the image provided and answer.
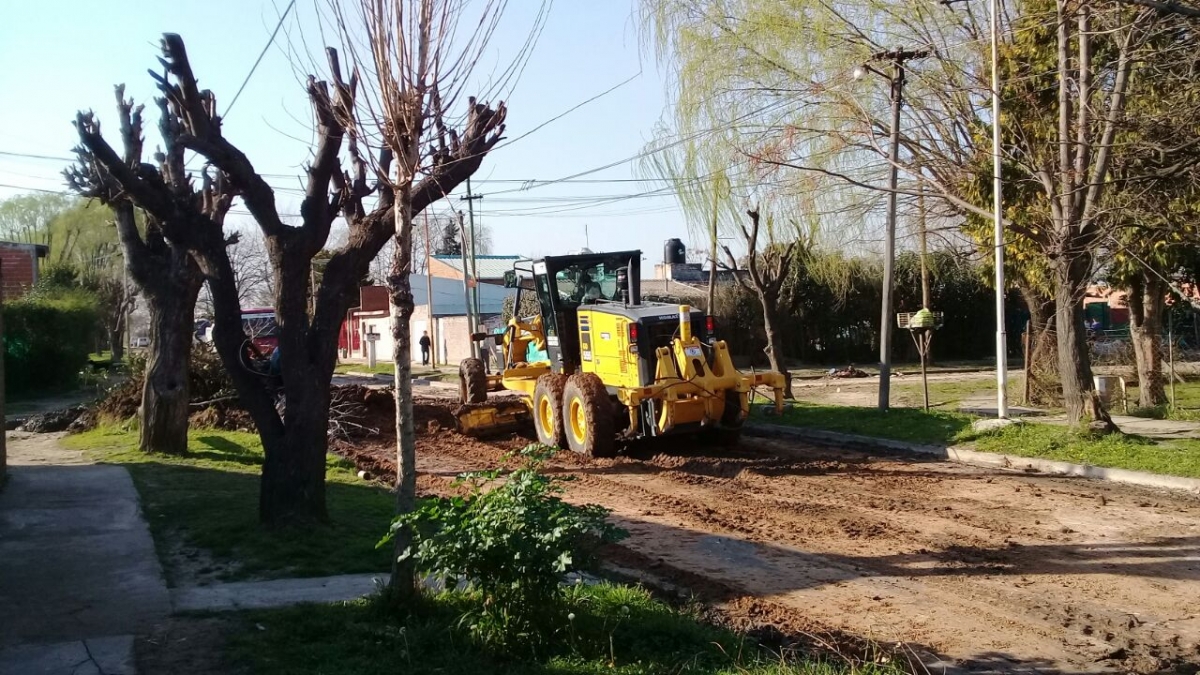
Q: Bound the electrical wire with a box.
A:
[225,0,297,118]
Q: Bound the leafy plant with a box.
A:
[381,444,627,651]
[3,284,99,395]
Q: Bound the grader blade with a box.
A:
[454,400,532,438]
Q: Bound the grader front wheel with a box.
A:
[459,358,488,404]
[533,374,568,448]
[563,373,614,458]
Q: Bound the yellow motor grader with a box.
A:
[454,250,785,457]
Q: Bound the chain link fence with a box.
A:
[1022,313,1200,416]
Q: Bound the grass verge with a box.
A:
[762,403,975,446]
[228,583,896,675]
[63,426,394,584]
[971,423,1200,478]
[757,403,1200,478]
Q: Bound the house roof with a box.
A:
[356,276,512,317]
[431,255,520,279]
[0,241,49,257]
[639,279,707,300]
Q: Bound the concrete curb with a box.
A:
[746,422,1200,495]
[172,573,386,613]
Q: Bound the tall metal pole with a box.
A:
[707,187,720,315]
[423,211,436,367]
[878,63,905,411]
[991,0,1009,418]
[918,178,931,310]
[456,211,476,360]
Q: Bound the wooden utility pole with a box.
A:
[424,211,437,366]
[456,211,476,360]
[461,179,483,326]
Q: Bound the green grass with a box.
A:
[334,362,459,381]
[971,423,1200,478]
[228,583,895,675]
[762,403,975,446]
[759,403,1200,478]
[63,426,395,584]
[335,361,396,375]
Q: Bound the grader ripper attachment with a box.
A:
[453,250,785,455]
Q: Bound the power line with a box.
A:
[225,0,296,117]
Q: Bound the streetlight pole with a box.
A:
[990,0,1009,419]
[940,0,1007,418]
[857,48,929,412]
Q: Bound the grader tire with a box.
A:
[715,389,746,445]
[563,373,615,458]
[721,389,747,428]
[459,358,488,404]
[533,374,568,449]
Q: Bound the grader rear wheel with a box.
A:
[533,374,568,448]
[563,373,615,458]
[459,358,488,404]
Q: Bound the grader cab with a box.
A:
[455,250,785,456]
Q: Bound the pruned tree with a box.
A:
[66,31,509,526]
[325,0,538,603]
[66,85,220,455]
[722,209,797,398]
[435,218,462,255]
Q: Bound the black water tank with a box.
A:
[664,238,686,264]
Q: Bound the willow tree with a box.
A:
[643,0,1200,426]
[69,32,509,526]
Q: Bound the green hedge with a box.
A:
[4,288,99,395]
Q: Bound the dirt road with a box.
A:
[341,399,1200,674]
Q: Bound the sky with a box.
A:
[0,0,703,272]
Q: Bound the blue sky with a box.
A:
[0,1,701,268]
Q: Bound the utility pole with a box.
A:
[461,179,483,328]
[456,210,476,360]
[989,0,1009,419]
[707,187,720,315]
[423,210,436,367]
[940,0,1006,418]
[856,47,930,412]
[918,178,931,310]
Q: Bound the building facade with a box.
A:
[0,242,48,301]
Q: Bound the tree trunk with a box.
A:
[1019,281,1060,406]
[139,283,198,455]
[1129,272,1166,408]
[257,245,332,527]
[1052,257,1112,429]
[259,373,330,525]
[760,298,793,399]
[388,204,419,605]
[110,322,125,363]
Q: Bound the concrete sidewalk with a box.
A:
[0,432,170,674]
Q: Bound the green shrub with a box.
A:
[382,444,627,651]
[4,286,99,395]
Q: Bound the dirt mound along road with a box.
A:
[342,399,1200,674]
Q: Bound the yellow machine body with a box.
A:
[453,251,785,447]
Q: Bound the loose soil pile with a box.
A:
[339,396,1200,675]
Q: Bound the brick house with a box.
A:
[0,241,48,301]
